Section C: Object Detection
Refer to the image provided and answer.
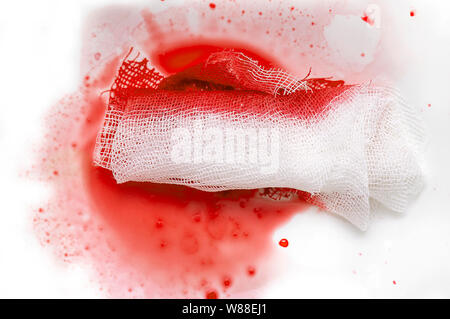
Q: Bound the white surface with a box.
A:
[0,0,449,298]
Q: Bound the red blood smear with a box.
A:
[410,10,415,17]
[279,238,289,248]
[80,145,305,296]
[209,3,216,10]
[155,43,275,74]
[361,14,374,26]
[66,44,308,297]
[393,280,397,285]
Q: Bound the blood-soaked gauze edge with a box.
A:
[94,51,424,230]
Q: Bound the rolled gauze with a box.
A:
[94,51,424,230]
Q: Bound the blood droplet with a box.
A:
[223,277,232,288]
[279,238,289,247]
[206,290,218,299]
[361,14,375,26]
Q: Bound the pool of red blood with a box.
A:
[39,43,309,299]
[154,43,276,73]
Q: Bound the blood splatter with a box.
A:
[31,0,393,298]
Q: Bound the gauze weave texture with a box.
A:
[93,50,424,230]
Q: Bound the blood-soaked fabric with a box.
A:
[94,50,424,230]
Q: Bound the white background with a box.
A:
[0,0,449,298]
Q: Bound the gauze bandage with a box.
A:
[94,51,424,230]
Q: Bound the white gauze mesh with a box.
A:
[93,51,424,230]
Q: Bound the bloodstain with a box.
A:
[279,238,289,248]
[393,280,397,285]
[32,0,391,298]
[361,13,375,26]
[206,290,218,299]
[153,42,275,74]
[247,266,256,276]
[82,158,304,288]
[34,34,308,299]
[223,276,232,288]
[410,10,415,17]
